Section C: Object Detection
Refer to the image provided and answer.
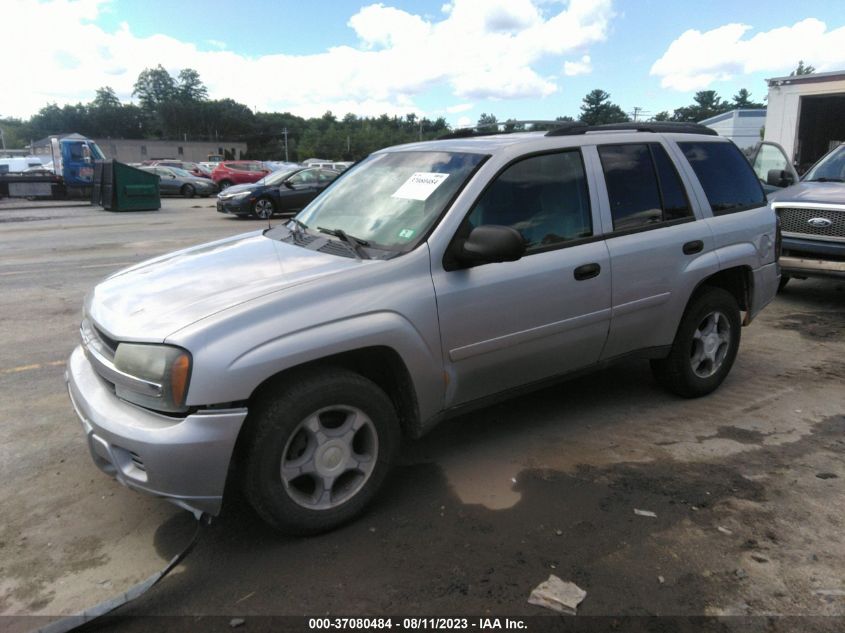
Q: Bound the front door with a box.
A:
[431,149,612,408]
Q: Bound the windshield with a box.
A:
[296,151,486,252]
[170,167,194,178]
[804,145,845,182]
[258,169,298,186]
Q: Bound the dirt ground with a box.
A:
[1,198,844,631]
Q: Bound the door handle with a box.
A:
[573,263,601,281]
[683,240,704,255]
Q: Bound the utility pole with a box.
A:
[283,127,289,162]
[0,127,5,150]
[419,120,423,141]
[630,106,649,122]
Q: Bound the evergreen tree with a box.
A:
[790,61,815,76]
[579,89,630,125]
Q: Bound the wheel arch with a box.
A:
[690,265,753,316]
[246,345,421,440]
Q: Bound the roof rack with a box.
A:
[437,120,563,140]
[545,121,718,137]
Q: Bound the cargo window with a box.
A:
[678,141,765,215]
[466,150,592,252]
[598,143,692,232]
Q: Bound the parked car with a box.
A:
[147,160,213,180]
[211,161,269,190]
[67,122,779,534]
[748,142,845,289]
[216,166,340,219]
[140,166,217,198]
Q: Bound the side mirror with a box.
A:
[767,169,794,188]
[283,181,296,189]
[459,225,526,265]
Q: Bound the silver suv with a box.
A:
[67,122,780,533]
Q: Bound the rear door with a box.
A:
[591,141,717,360]
[431,149,612,407]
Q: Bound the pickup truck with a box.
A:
[749,142,845,289]
[66,122,780,534]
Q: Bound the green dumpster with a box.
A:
[92,160,160,211]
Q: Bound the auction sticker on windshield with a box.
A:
[391,172,449,201]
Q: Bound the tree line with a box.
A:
[0,62,813,160]
[0,65,449,161]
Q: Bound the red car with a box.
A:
[211,161,270,189]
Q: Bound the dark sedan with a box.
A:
[216,167,339,219]
[140,166,218,197]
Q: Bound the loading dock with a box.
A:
[764,70,845,172]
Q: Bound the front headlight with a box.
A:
[231,190,252,198]
[113,343,192,413]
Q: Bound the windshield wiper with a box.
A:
[317,227,371,260]
[806,177,844,182]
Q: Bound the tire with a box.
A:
[218,180,233,190]
[777,275,790,292]
[650,287,741,398]
[242,368,400,534]
[181,184,195,198]
[252,197,275,220]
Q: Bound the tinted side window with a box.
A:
[651,144,692,221]
[467,151,592,252]
[678,141,765,215]
[598,144,663,231]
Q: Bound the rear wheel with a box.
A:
[651,287,741,398]
[181,184,195,198]
[252,197,275,220]
[242,368,400,534]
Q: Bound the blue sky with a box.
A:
[4,0,845,124]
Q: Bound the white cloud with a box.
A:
[0,0,614,120]
[651,18,845,91]
[563,55,592,76]
[456,115,473,127]
[446,103,474,113]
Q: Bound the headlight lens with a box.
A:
[113,343,192,413]
[231,190,252,198]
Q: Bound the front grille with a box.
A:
[777,206,845,240]
[93,325,118,354]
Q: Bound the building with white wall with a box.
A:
[700,109,766,151]
[764,70,845,171]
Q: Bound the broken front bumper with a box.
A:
[66,345,248,516]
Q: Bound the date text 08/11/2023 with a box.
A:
[307,617,528,630]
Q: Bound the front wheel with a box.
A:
[242,368,400,534]
[252,197,275,220]
[778,275,790,292]
[650,287,741,398]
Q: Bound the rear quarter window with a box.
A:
[678,141,765,215]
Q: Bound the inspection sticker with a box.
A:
[391,172,449,201]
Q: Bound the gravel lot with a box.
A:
[1,197,844,631]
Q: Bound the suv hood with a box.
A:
[768,181,845,205]
[86,231,362,342]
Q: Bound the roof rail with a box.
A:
[545,121,718,137]
[437,120,564,140]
